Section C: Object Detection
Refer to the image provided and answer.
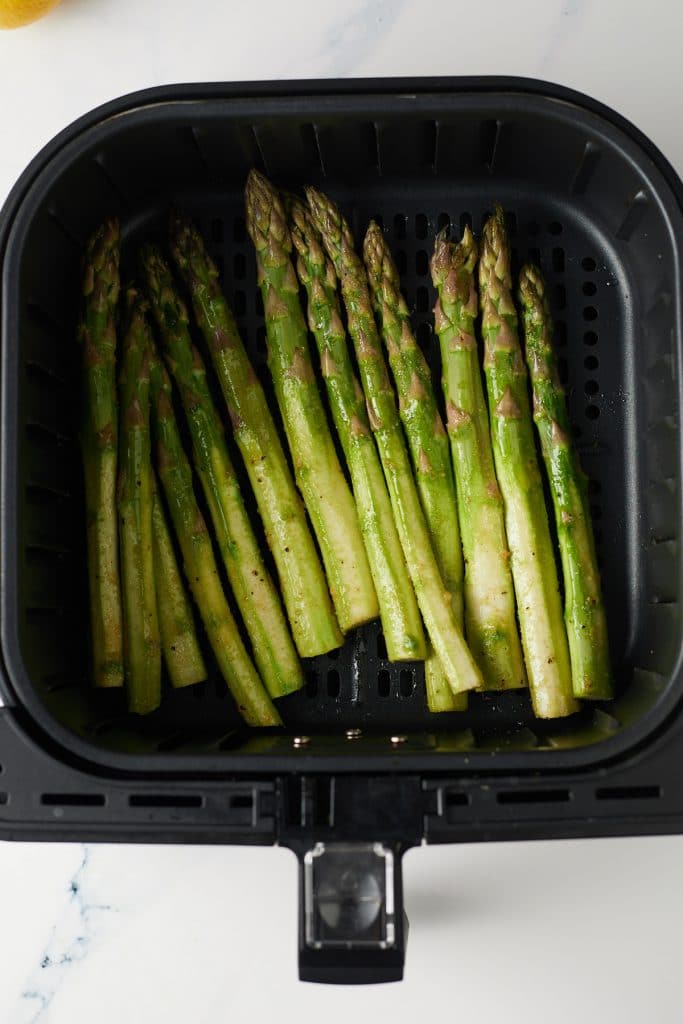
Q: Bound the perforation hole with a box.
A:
[214,254,224,277]
[233,290,246,316]
[326,669,340,698]
[552,247,565,273]
[506,211,518,235]
[548,221,563,235]
[378,669,391,697]
[415,213,428,239]
[584,355,599,371]
[583,306,598,321]
[394,214,407,239]
[415,250,428,276]
[233,216,246,242]
[584,330,598,346]
[554,320,567,347]
[583,281,597,296]
[590,503,603,521]
[555,285,566,310]
[585,379,599,396]
[234,252,246,279]
[417,321,431,350]
[582,256,596,271]
[305,670,318,698]
[256,324,267,358]
[396,250,407,275]
[211,219,224,243]
[437,211,450,232]
[558,358,568,386]
[459,211,472,233]
[373,214,384,231]
[399,669,414,698]
[528,247,541,265]
[416,287,429,313]
[585,404,600,420]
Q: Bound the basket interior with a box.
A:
[3,91,682,763]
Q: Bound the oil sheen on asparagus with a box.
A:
[307,185,483,697]
[287,195,425,663]
[364,221,465,711]
[245,171,377,634]
[431,225,526,692]
[479,207,577,719]
[169,211,342,659]
[518,263,612,700]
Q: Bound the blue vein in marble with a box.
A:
[19,845,115,1023]
[304,0,410,77]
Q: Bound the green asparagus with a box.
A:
[245,171,377,635]
[287,195,425,663]
[149,351,281,727]
[306,186,483,697]
[142,245,303,699]
[479,207,577,719]
[152,479,207,689]
[431,226,526,692]
[117,288,161,713]
[77,218,124,688]
[168,212,342,658]
[518,263,612,699]
[364,222,465,711]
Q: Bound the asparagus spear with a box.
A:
[306,186,483,697]
[77,218,124,688]
[364,222,465,711]
[245,171,377,634]
[431,226,526,692]
[142,245,303,699]
[479,207,578,719]
[518,263,612,699]
[152,479,207,689]
[168,212,341,658]
[149,352,281,727]
[117,288,161,713]
[287,195,425,663]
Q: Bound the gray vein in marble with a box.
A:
[538,0,590,73]
[18,846,115,1023]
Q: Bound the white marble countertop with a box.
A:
[1,1,683,1020]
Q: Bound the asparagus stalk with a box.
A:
[149,352,281,727]
[168,212,341,658]
[518,263,612,699]
[431,226,526,692]
[142,245,303,699]
[77,218,124,688]
[479,207,577,719]
[364,222,465,711]
[151,479,207,689]
[117,288,161,713]
[245,171,377,634]
[287,195,425,663]
[306,186,483,697]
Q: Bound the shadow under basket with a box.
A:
[1,77,683,983]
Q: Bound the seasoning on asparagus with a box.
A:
[142,245,303,699]
[152,478,207,689]
[287,195,425,663]
[77,218,124,688]
[168,211,342,658]
[431,226,526,692]
[116,288,161,713]
[479,207,577,719]
[364,222,465,711]
[245,171,377,634]
[149,351,281,727]
[518,263,612,699]
[306,186,483,697]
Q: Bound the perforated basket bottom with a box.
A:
[29,184,634,756]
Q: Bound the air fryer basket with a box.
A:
[1,79,683,983]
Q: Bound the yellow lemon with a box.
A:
[0,0,62,28]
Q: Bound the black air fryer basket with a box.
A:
[2,77,683,984]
